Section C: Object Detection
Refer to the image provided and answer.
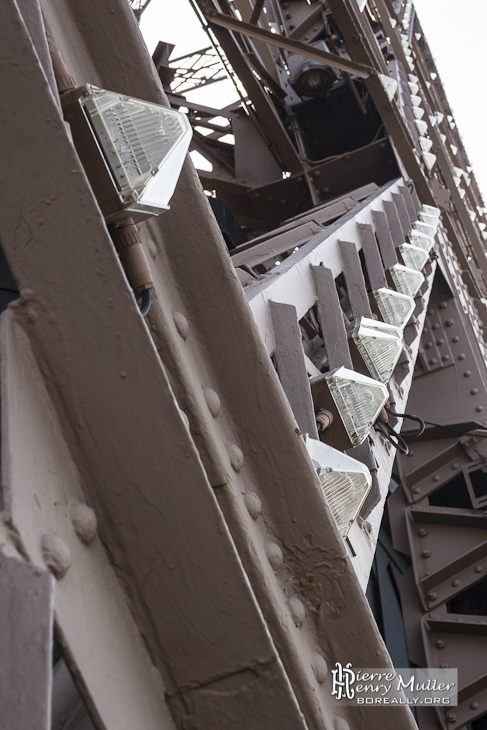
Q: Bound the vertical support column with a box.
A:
[384,200,406,246]
[313,265,353,370]
[372,210,399,269]
[0,552,54,730]
[392,192,412,235]
[357,223,387,291]
[398,184,419,222]
[338,240,373,319]
[270,301,319,439]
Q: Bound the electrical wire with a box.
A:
[376,421,409,455]
[385,407,425,438]
[409,421,487,439]
[134,288,151,316]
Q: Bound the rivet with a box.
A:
[432,475,440,482]
[265,542,283,572]
[333,718,350,730]
[311,653,328,684]
[442,354,450,361]
[440,662,449,668]
[418,528,428,536]
[475,565,483,573]
[436,639,445,648]
[427,309,434,316]
[69,502,97,545]
[445,319,454,327]
[439,301,447,309]
[428,592,437,600]
[172,311,189,340]
[432,323,439,330]
[447,713,457,723]
[40,534,72,579]
[429,358,437,365]
[452,579,460,587]
[287,596,306,628]
[203,387,221,418]
[464,370,472,377]
[226,442,244,472]
[413,487,421,494]
[436,339,444,346]
[243,491,261,520]
[452,462,459,470]
[471,388,479,395]
[470,702,479,710]
[422,550,431,558]
[409,450,415,457]
[425,342,433,349]
[458,353,465,360]
[452,336,459,343]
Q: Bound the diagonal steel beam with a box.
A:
[205,10,374,78]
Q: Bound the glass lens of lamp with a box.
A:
[373,287,415,329]
[399,243,429,270]
[353,317,403,383]
[305,436,372,538]
[408,230,434,252]
[80,85,192,213]
[325,366,389,447]
[390,263,424,298]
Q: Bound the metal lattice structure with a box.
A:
[1,1,487,730]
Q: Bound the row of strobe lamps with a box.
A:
[305,203,440,538]
[399,27,476,210]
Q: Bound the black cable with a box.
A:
[417,421,487,439]
[134,288,151,316]
[386,407,425,438]
[376,421,409,455]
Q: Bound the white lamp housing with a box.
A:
[408,230,434,252]
[419,210,439,227]
[378,74,398,101]
[305,436,372,538]
[353,317,403,383]
[414,119,428,136]
[419,137,433,153]
[399,243,429,271]
[421,204,441,219]
[408,82,419,95]
[413,220,437,237]
[390,263,425,298]
[67,84,192,219]
[412,106,425,120]
[422,152,437,171]
[373,287,415,329]
[325,367,388,447]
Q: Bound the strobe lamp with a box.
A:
[389,263,424,298]
[399,243,429,271]
[288,41,337,99]
[304,436,372,538]
[325,367,388,447]
[408,229,434,253]
[373,287,415,329]
[352,317,403,384]
[62,84,192,222]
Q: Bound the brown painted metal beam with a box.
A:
[0,552,53,730]
[325,0,434,205]
[205,9,374,78]
[270,301,319,438]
